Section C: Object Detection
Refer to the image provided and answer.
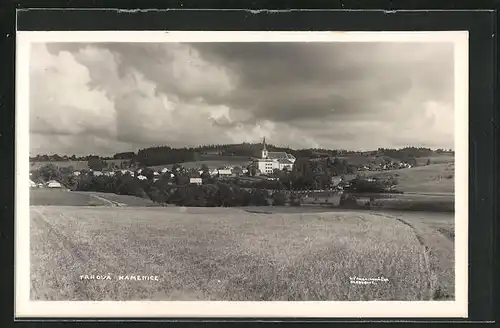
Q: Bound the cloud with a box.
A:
[30,41,455,156]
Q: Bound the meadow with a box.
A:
[150,158,251,171]
[30,189,156,207]
[29,159,128,171]
[362,163,455,194]
[30,205,454,301]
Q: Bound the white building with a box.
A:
[254,137,296,175]
[189,177,203,185]
[46,180,62,188]
[217,169,232,176]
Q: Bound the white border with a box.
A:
[15,31,469,318]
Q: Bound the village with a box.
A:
[30,138,417,198]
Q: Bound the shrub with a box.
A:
[339,194,360,208]
[272,192,287,206]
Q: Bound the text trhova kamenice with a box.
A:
[79,274,159,281]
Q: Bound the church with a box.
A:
[254,138,296,175]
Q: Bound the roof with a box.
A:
[278,159,294,164]
[267,152,288,160]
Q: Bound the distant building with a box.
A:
[217,169,232,176]
[254,137,296,174]
[73,171,81,176]
[137,175,147,180]
[29,179,36,188]
[93,171,103,177]
[189,177,203,185]
[46,180,62,188]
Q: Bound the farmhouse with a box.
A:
[217,169,232,176]
[189,177,203,185]
[254,137,296,174]
[46,180,62,188]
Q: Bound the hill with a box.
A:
[362,163,455,194]
[29,159,129,171]
[30,206,454,301]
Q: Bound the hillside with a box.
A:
[362,163,455,194]
[30,206,454,301]
[29,159,128,171]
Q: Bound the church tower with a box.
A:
[261,137,268,159]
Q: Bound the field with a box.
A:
[30,205,454,301]
[362,163,455,194]
[30,189,156,207]
[338,154,454,167]
[29,159,128,171]
[150,158,251,171]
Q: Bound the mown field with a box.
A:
[30,205,454,301]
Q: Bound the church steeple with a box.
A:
[261,137,268,159]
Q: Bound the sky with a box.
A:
[29,41,455,156]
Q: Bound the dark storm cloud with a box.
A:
[190,42,454,123]
[32,40,456,156]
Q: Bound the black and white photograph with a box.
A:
[16,31,468,318]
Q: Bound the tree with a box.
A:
[35,164,61,182]
[272,191,287,206]
[88,157,106,171]
[201,164,211,182]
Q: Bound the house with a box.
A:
[46,180,62,188]
[137,175,147,180]
[29,179,36,188]
[254,138,296,174]
[153,171,160,176]
[161,167,169,174]
[93,171,103,177]
[73,171,81,176]
[189,177,203,185]
[331,176,343,187]
[105,171,115,177]
[217,169,232,176]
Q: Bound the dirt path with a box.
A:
[30,207,123,300]
[370,211,455,300]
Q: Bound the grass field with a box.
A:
[150,158,251,171]
[362,163,455,194]
[30,189,110,206]
[30,189,156,207]
[30,205,454,301]
[29,159,129,171]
